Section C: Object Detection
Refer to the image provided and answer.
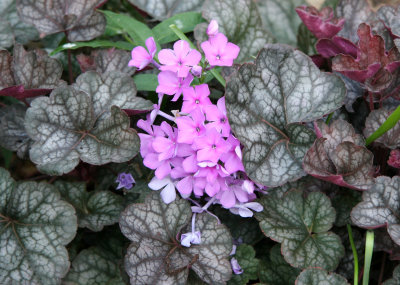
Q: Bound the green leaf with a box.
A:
[258,244,300,285]
[0,167,77,284]
[197,0,273,62]
[25,85,141,175]
[119,193,233,284]
[383,264,400,285]
[55,181,123,232]
[50,40,134,56]
[101,10,160,50]
[257,0,306,46]
[296,268,349,285]
[255,190,344,270]
[297,23,313,54]
[225,44,346,187]
[126,0,204,20]
[153,12,204,44]
[229,244,259,285]
[0,104,32,159]
[133,74,159,91]
[364,107,400,147]
[0,19,14,49]
[332,189,362,227]
[351,176,400,246]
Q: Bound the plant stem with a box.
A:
[169,24,226,87]
[362,230,374,285]
[365,104,400,146]
[378,252,386,285]
[67,49,73,84]
[347,224,359,285]
[325,112,334,124]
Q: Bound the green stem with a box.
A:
[122,33,135,46]
[169,24,226,87]
[325,112,334,124]
[365,105,400,146]
[362,230,374,285]
[347,224,359,285]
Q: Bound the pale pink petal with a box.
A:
[174,40,191,57]
[160,182,176,203]
[145,37,157,57]
[221,190,236,208]
[158,49,178,66]
[183,49,202,66]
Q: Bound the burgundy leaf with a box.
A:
[316,36,358,58]
[296,5,345,39]
[388,149,400,169]
[76,54,96,73]
[0,85,52,100]
[303,120,375,191]
[332,23,400,91]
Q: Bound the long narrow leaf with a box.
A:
[365,105,400,146]
[50,40,133,56]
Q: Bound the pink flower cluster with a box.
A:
[129,21,263,217]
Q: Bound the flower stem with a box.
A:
[157,110,175,122]
[347,224,359,285]
[362,230,374,285]
[168,24,226,87]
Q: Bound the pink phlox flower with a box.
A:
[229,202,263,218]
[201,33,240,66]
[128,37,157,70]
[242,180,255,194]
[152,122,179,161]
[177,175,206,197]
[158,40,202,78]
[137,118,163,158]
[220,134,244,174]
[156,71,193,101]
[176,108,206,144]
[195,165,228,196]
[217,179,251,208]
[207,20,219,37]
[194,128,231,163]
[204,97,230,137]
[148,176,176,204]
[116,172,135,190]
[230,258,243,275]
[182,84,212,113]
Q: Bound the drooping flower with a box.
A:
[128,37,157,70]
[182,84,212,113]
[116,172,135,190]
[181,231,201,247]
[191,65,203,77]
[148,176,176,204]
[156,71,193,101]
[201,33,240,66]
[229,202,263,218]
[230,258,243,275]
[158,40,202,78]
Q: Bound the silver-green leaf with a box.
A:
[225,44,345,187]
[25,86,140,175]
[0,167,77,285]
[255,190,344,271]
[296,268,350,285]
[55,181,124,232]
[119,193,233,285]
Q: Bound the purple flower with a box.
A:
[217,183,250,208]
[182,84,212,113]
[128,37,157,70]
[230,258,243,275]
[176,108,206,144]
[229,202,263,218]
[195,128,231,163]
[180,231,201,247]
[116,172,135,190]
[191,65,203,77]
[220,135,244,174]
[207,20,219,37]
[158,40,202,78]
[156,71,193,101]
[201,33,240,66]
[204,97,230,137]
[148,176,176,204]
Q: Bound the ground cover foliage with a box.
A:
[1,0,400,284]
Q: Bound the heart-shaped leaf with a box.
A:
[229,244,259,285]
[377,5,400,38]
[0,104,32,158]
[364,108,400,149]
[197,0,273,62]
[119,193,233,284]
[55,181,123,232]
[16,0,106,41]
[126,0,204,20]
[303,119,375,190]
[336,0,375,43]
[296,268,349,285]
[383,265,400,285]
[225,44,345,187]
[0,167,77,285]
[255,190,344,271]
[258,244,300,285]
[25,86,140,175]
[351,176,400,246]
[257,0,305,46]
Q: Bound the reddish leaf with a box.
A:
[388,149,400,169]
[0,85,52,100]
[332,23,400,91]
[316,36,358,58]
[296,5,345,39]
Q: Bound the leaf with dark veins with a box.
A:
[255,190,344,271]
[0,50,14,88]
[225,44,345,187]
[94,49,136,76]
[0,19,13,49]
[16,0,106,41]
[303,119,375,191]
[296,268,350,285]
[383,265,400,285]
[119,193,233,285]
[0,167,77,285]
[55,181,124,232]
[197,0,273,62]
[364,108,400,149]
[0,104,32,159]
[377,5,400,38]
[351,176,400,246]
[25,86,140,175]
